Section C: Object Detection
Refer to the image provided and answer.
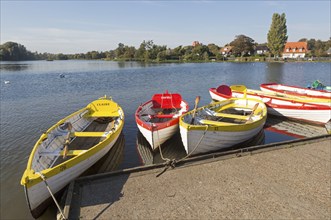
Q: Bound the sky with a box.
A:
[1,0,330,54]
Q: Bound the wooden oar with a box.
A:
[190,96,201,124]
[246,103,259,123]
[63,122,73,159]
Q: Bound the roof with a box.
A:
[220,46,233,53]
[283,42,308,53]
[255,45,269,51]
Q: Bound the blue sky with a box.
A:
[1,0,330,54]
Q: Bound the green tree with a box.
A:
[207,43,220,58]
[267,13,288,57]
[0,41,34,61]
[230,35,255,57]
[114,43,125,59]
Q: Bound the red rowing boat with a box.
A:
[209,85,331,124]
[135,91,189,150]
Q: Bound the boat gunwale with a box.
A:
[135,99,189,131]
[260,82,331,99]
[180,98,267,132]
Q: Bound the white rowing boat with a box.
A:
[180,98,267,155]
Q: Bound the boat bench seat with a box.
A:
[217,104,252,112]
[73,131,111,137]
[60,150,87,156]
[150,114,175,119]
[39,149,87,156]
[214,113,249,120]
[199,119,238,126]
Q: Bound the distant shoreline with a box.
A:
[1,57,330,63]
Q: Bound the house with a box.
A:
[255,45,269,55]
[282,42,308,58]
[326,47,331,55]
[192,41,201,47]
[220,46,233,56]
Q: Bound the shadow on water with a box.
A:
[136,129,266,165]
[136,131,187,165]
[265,63,285,83]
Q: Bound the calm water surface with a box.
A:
[1,60,330,219]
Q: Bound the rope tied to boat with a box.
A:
[177,125,209,162]
[154,126,178,177]
[36,172,67,220]
[156,125,209,177]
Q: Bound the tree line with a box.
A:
[1,13,330,61]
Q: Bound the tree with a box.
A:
[207,43,220,57]
[114,43,125,59]
[267,13,288,57]
[230,35,255,57]
[0,41,32,61]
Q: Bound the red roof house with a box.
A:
[220,46,233,56]
[282,42,308,58]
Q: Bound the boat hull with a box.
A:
[135,92,189,150]
[260,83,331,99]
[180,98,267,155]
[137,121,179,150]
[180,124,264,155]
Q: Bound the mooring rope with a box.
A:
[37,172,67,220]
[154,124,177,177]
[156,124,209,177]
[176,125,209,163]
[155,126,171,163]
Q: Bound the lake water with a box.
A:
[1,60,330,219]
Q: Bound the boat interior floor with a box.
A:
[52,118,114,166]
[198,107,253,125]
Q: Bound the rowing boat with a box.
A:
[20,96,124,218]
[210,85,331,124]
[179,98,267,155]
[135,91,189,150]
[260,82,331,99]
[211,84,330,106]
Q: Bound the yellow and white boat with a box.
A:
[180,98,267,156]
[20,96,124,218]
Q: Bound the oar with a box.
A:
[190,96,201,124]
[246,103,259,122]
[63,122,73,159]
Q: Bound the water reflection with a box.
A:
[116,61,164,68]
[0,63,30,71]
[84,133,125,175]
[264,115,328,141]
[136,132,187,165]
[265,63,284,83]
[136,129,265,165]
